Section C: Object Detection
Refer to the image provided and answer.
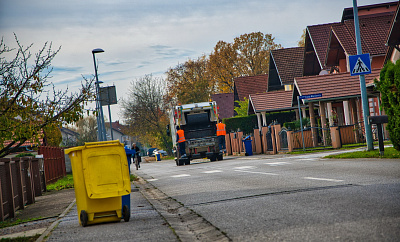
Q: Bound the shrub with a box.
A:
[375,59,400,150]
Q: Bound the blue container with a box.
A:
[122,146,136,220]
[156,153,161,161]
[243,139,253,156]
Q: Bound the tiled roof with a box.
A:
[233,74,268,101]
[307,22,340,69]
[331,13,394,57]
[270,47,304,85]
[294,69,381,102]
[249,90,294,113]
[211,93,234,120]
[386,2,400,46]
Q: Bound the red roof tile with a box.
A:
[249,90,294,113]
[212,93,234,120]
[294,69,381,102]
[233,74,268,101]
[307,22,340,69]
[331,13,394,57]
[270,47,304,85]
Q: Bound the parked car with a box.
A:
[147,148,157,157]
[153,149,168,157]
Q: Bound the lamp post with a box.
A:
[92,48,107,141]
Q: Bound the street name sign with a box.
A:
[349,53,371,76]
[299,93,322,100]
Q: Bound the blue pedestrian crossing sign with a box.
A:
[349,53,371,76]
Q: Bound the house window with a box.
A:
[284,85,293,91]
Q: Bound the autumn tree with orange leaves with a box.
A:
[166,32,282,102]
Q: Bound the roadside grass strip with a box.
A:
[303,177,344,182]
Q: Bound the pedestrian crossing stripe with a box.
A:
[352,57,370,74]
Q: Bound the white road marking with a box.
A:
[202,170,223,174]
[147,179,158,182]
[234,170,278,176]
[265,162,291,166]
[171,174,191,178]
[234,166,256,170]
[303,177,343,182]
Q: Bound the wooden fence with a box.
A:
[1,146,66,221]
[0,157,45,221]
[39,146,66,184]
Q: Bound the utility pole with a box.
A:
[353,0,373,150]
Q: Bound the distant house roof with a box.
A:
[212,93,234,121]
[269,47,304,87]
[341,1,398,22]
[306,22,340,71]
[233,74,268,101]
[248,90,294,114]
[332,13,394,57]
[107,121,126,135]
[294,69,381,103]
[386,2,400,46]
[60,127,79,137]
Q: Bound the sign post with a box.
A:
[352,0,373,151]
[298,93,322,151]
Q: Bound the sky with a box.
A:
[0,0,382,124]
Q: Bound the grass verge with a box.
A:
[325,147,400,159]
[46,174,74,192]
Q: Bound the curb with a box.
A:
[35,199,76,242]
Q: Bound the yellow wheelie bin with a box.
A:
[65,140,131,227]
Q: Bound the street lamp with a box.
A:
[92,48,107,141]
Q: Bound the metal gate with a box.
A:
[279,128,288,150]
[266,127,273,151]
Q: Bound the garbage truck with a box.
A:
[168,101,223,166]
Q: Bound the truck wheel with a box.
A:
[176,159,179,166]
[210,155,217,162]
[80,210,88,227]
[178,159,185,166]
[217,154,223,161]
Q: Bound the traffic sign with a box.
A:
[299,93,322,100]
[349,53,371,76]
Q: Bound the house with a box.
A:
[248,47,304,127]
[59,127,79,147]
[211,93,234,121]
[385,2,400,63]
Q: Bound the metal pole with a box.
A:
[107,87,114,140]
[92,52,107,141]
[298,96,305,151]
[353,0,373,151]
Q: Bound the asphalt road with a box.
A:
[44,151,400,241]
[136,152,400,241]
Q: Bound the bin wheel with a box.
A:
[123,205,130,222]
[80,210,88,227]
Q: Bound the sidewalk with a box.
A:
[0,189,76,240]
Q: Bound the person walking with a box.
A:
[176,126,186,157]
[216,120,226,153]
[132,143,141,168]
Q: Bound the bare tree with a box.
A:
[0,34,95,157]
[121,74,172,153]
